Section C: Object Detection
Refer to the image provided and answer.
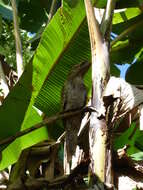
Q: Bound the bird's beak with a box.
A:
[80,61,90,75]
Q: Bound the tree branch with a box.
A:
[48,0,57,23]
[84,0,110,185]
[0,109,85,146]
[100,0,116,41]
[84,0,114,187]
[25,159,90,189]
[0,61,9,103]
[11,0,23,79]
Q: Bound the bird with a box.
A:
[61,61,90,174]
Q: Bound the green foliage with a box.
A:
[113,8,141,25]
[0,20,16,67]
[96,0,142,8]
[126,59,143,84]
[116,0,142,8]
[18,0,48,33]
[113,123,141,155]
[111,13,143,65]
[134,132,143,151]
[0,19,32,69]
[131,152,143,161]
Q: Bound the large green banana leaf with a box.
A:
[0,0,94,170]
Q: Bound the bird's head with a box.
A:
[68,61,90,79]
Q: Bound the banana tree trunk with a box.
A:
[84,0,115,188]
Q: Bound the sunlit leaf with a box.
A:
[113,8,141,25]
[0,107,48,170]
[131,151,143,161]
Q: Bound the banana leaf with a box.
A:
[0,0,92,170]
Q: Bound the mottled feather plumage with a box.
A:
[61,61,90,163]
